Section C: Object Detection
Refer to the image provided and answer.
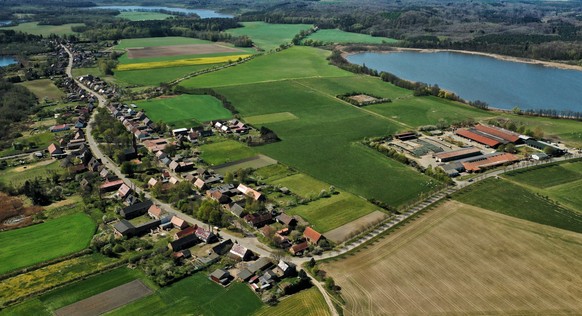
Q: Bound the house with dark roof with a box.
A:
[169,234,199,251]
[114,218,160,238]
[212,239,233,255]
[120,200,153,219]
[247,257,273,274]
[228,203,246,218]
[210,269,231,286]
[289,241,309,256]
[237,269,254,282]
[244,212,273,228]
[276,213,297,227]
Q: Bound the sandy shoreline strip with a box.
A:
[342,47,582,72]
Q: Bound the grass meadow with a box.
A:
[254,287,330,316]
[304,29,398,44]
[115,64,225,86]
[199,139,256,166]
[323,200,582,315]
[135,94,232,127]
[109,273,262,315]
[226,22,313,51]
[0,268,148,315]
[17,79,64,101]
[454,177,582,233]
[505,162,582,189]
[0,213,96,274]
[181,47,352,88]
[0,159,63,186]
[115,37,211,49]
[0,22,83,36]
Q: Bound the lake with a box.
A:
[347,51,582,112]
[0,56,17,67]
[88,6,233,18]
[0,20,12,26]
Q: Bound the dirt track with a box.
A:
[54,280,153,316]
[127,44,244,59]
[323,201,582,315]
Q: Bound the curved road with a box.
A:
[63,45,581,316]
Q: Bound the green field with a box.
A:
[0,131,57,158]
[454,178,582,233]
[182,46,440,208]
[181,47,352,88]
[115,37,212,49]
[118,11,173,21]
[110,273,262,315]
[244,112,299,125]
[115,64,227,86]
[226,22,313,51]
[0,213,96,274]
[0,159,63,186]
[1,268,147,315]
[272,173,330,199]
[305,29,398,44]
[254,287,330,316]
[287,192,380,232]
[17,79,64,101]
[135,94,232,127]
[0,22,83,36]
[505,162,582,189]
[368,96,492,127]
[200,139,256,166]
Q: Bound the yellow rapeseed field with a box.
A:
[117,54,252,71]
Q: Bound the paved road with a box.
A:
[63,45,580,316]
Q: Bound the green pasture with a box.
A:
[505,162,582,189]
[200,139,256,166]
[0,159,63,186]
[547,180,582,212]
[0,131,57,158]
[118,11,173,21]
[287,192,380,232]
[253,164,297,182]
[254,287,330,316]
[115,64,225,86]
[367,96,492,127]
[305,28,398,44]
[134,94,232,127]
[214,155,277,174]
[214,79,439,207]
[109,273,262,315]
[17,79,64,101]
[226,22,313,51]
[115,37,211,49]
[454,178,582,233]
[181,46,352,88]
[1,268,147,315]
[297,75,412,100]
[0,22,83,36]
[272,173,330,199]
[0,213,96,274]
[244,112,299,125]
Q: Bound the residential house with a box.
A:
[237,269,254,282]
[168,234,199,251]
[147,204,163,220]
[147,178,159,188]
[117,183,132,199]
[275,213,297,227]
[169,177,180,185]
[212,239,233,256]
[48,143,66,158]
[49,124,70,132]
[273,260,295,278]
[99,179,124,193]
[169,160,180,172]
[120,200,153,219]
[247,257,273,274]
[195,226,217,244]
[174,225,198,240]
[304,227,323,244]
[228,202,246,218]
[244,212,273,228]
[289,241,309,256]
[193,178,207,190]
[237,184,264,201]
[230,243,251,261]
[87,157,100,172]
[209,269,231,286]
[171,216,189,229]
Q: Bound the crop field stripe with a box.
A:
[291,80,412,129]
[117,54,251,71]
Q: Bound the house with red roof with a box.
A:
[304,227,323,244]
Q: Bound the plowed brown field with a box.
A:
[322,200,582,315]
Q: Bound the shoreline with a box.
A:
[341,47,582,72]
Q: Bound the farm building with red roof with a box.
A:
[475,124,521,143]
[455,129,501,148]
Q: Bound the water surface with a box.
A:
[88,6,233,18]
[347,51,582,112]
[0,56,17,67]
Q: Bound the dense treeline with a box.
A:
[0,30,54,55]
[81,17,242,42]
[0,81,38,149]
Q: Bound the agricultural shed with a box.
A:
[455,129,501,148]
[121,200,153,219]
[168,234,199,251]
[475,124,521,143]
[434,147,482,162]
